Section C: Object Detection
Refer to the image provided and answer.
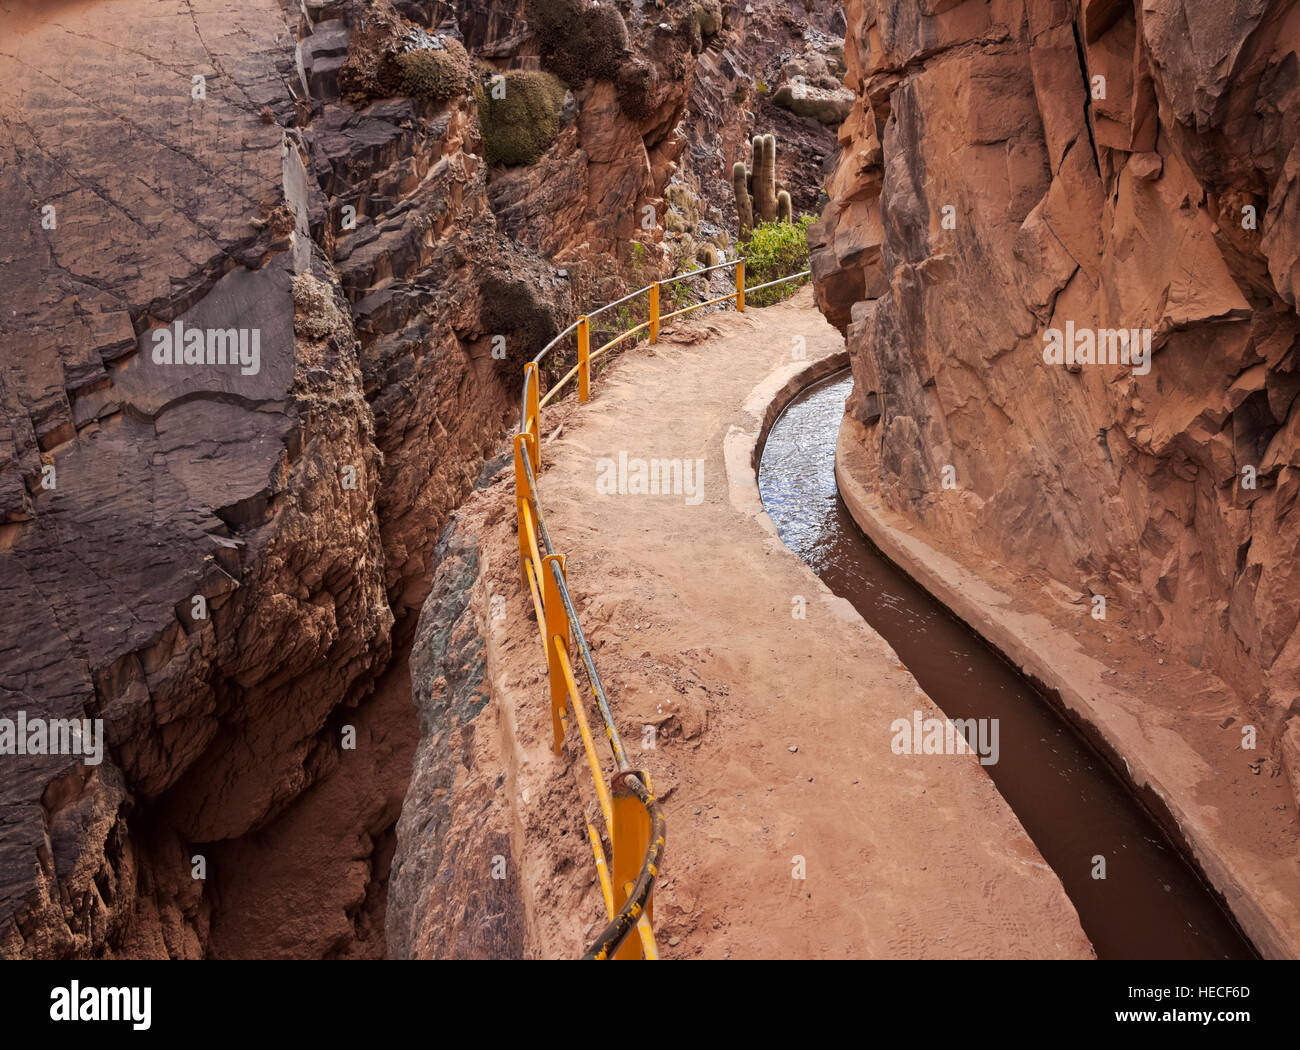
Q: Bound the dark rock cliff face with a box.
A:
[813,0,1300,800]
[0,0,390,959]
[0,0,534,959]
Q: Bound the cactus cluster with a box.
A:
[732,133,794,237]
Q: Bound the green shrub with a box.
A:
[395,40,470,101]
[526,0,578,40]
[527,0,629,85]
[741,215,815,306]
[476,70,567,166]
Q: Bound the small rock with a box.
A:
[1129,152,1163,181]
[788,745,798,753]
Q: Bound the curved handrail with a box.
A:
[520,449,630,769]
[513,254,810,959]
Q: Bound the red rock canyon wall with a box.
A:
[812,0,1300,800]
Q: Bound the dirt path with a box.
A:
[464,287,1093,959]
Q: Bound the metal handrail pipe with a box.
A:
[741,269,812,295]
[585,282,657,321]
[659,258,736,282]
[658,292,740,324]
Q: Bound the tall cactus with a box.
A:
[732,161,754,236]
[777,189,792,223]
[755,133,778,222]
[733,132,794,236]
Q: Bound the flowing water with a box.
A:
[758,370,1254,960]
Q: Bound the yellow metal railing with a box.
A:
[514,257,810,960]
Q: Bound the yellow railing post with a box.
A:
[542,553,569,755]
[612,771,653,959]
[514,433,535,588]
[524,362,541,471]
[735,259,745,313]
[577,316,590,403]
[649,282,660,344]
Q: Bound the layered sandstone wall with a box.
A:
[812,0,1300,798]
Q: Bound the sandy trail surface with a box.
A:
[469,288,1093,958]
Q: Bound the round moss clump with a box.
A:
[696,0,723,36]
[585,6,629,78]
[527,0,629,85]
[480,273,563,356]
[476,70,567,166]
[396,40,470,101]
[616,57,655,120]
